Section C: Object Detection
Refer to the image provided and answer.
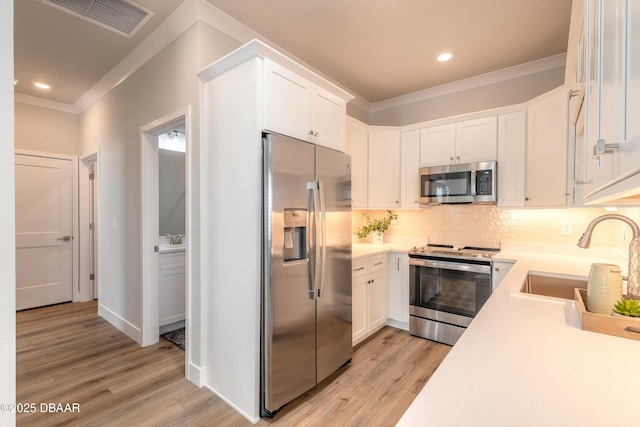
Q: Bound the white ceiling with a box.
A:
[14,0,573,107]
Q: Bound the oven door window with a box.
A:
[411,264,491,318]
[421,171,470,198]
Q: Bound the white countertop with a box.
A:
[158,244,186,253]
[352,242,415,259]
[397,243,639,427]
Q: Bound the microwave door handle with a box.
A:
[306,181,316,300]
[317,181,326,298]
[470,170,477,196]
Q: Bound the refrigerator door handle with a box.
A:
[306,181,317,300]
[317,180,327,298]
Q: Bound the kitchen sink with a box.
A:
[520,272,587,300]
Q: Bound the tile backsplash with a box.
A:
[353,206,640,252]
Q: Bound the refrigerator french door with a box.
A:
[261,133,352,417]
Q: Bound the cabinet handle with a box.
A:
[397,257,400,270]
[495,267,501,272]
[308,130,314,136]
[595,139,620,155]
[449,157,454,161]
[456,156,460,160]
[568,89,580,99]
[354,267,365,272]
[374,262,383,266]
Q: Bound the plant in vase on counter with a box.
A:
[612,298,640,317]
[354,210,398,244]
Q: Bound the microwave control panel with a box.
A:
[476,170,493,195]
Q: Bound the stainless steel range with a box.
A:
[408,244,499,345]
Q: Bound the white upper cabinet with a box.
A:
[526,88,569,207]
[455,117,498,164]
[346,118,368,209]
[368,129,401,209]
[400,130,421,208]
[263,59,347,151]
[420,124,455,166]
[580,0,640,204]
[419,117,497,167]
[497,111,526,207]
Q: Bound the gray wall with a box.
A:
[15,102,81,155]
[366,67,566,126]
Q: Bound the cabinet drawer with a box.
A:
[352,258,368,275]
[159,252,185,271]
[368,254,386,273]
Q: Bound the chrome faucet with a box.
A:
[577,214,639,248]
[166,233,184,245]
[577,214,640,298]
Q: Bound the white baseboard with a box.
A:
[203,383,260,424]
[98,303,143,345]
[187,362,205,387]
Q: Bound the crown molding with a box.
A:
[368,53,567,113]
[14,93,79,114]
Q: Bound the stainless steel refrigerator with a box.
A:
[261,133,352,417]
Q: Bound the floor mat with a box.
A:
[161,327,185,351]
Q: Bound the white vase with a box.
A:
[587,263,622,314]
[372,232,383,244]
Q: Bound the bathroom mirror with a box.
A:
[159,131,186,236]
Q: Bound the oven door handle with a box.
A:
[409,258,490,274]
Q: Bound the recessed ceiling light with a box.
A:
[437,52,453,62]
[34,82,50,89]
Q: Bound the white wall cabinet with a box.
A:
[400,130,421,209]
[346,118,368,209]
[367,130,401,209]
[264,59,347,152]
[526,88,569,207]
[387,252,409,329]
[580,0,640,204]
[420,117,497,167]
[352,254,388,345]
[497,111,527,207]
[159,251,185,327]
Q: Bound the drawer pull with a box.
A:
[625,326,640,334]
[373,262,383,266]
[353,267,365,272]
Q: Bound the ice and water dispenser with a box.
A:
[283,208,307,262]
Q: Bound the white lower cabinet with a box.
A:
[159,251,186,327]
[387,252,409,329]
[352,253,388,345]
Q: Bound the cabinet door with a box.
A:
[497,112,526,207]
[346,119,368,208]
[263,59,310,142]
[526,89,569,207]
[618,1,640,181]
[368,269,387,331]
[159,266,186,326]
[368,130,400,209]
[310,89,346,152]
[352,272,368,345]
[352,258,368,345]
[400,130,421,208]
[420,124,456,166]
[388,252,409,325]
[456,116,498,163]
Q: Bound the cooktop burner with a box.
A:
[409,244,499,261]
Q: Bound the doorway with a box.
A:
[80,152,99,301]
[140,109,190,366]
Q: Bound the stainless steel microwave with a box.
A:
[419,161,497,205]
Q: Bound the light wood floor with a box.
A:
[17,301,450,426]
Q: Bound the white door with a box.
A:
[15,154,73,310]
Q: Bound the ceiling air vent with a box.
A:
[42,0,154,37]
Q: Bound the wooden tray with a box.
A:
[575,288,640,341]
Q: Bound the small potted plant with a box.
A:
[612,298,640,317]
[354,210,398,244]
